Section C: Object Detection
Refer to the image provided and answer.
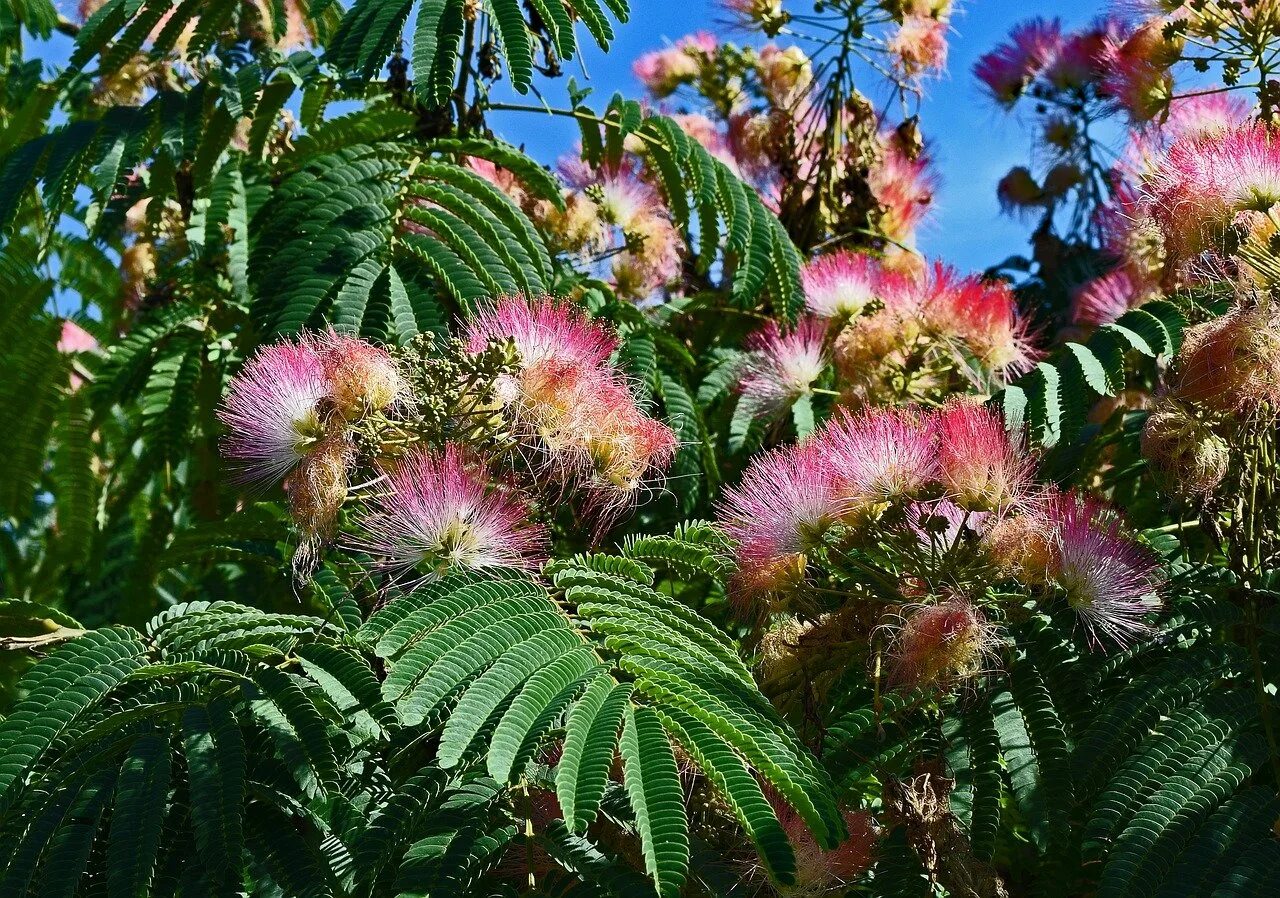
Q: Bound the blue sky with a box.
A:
[488,0,1110,272]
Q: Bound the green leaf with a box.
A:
[620,705,690,898]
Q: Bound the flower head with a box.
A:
[465,296,618,373]
[633,33,716,97]
[767,795,878,894]
[920,266,1039,375]
[316,330,404,418]
[974,18,1063,105]
[983,509,1056,584]
[1144,123,1280,275]
[802,251,886,320]
[352,444,547,581]
[933,401,1034,512]
[738,317,830,419]
[1140,401,1230,495]
[887,597,999,689]
[1070,267,1156,328]
[718,443,842,597]
[815,406,938,505]
[890,14,949,76]
[868,135,938,243]
[1169,299,1280,415]
[219,337,332,488]
[1048,493,1163,647]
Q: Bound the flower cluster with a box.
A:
[733,250,1038,417]
[219,299,675,578]
[719,401,1164,682]
[465,296,679,512]
[1143,296,1280,496]
[628,18,942,257]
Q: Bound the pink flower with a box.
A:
[1070,268,1155,328]
[737,317,830,418]
[974,18,1063,105]
[352,444,547,581]
[815,407,938,504]
[933,401,1034,512]
[802,251,886,319]
[919,265,1039,375]
[1100,19,1178,122]
[1048,493,1163,647]
[1143,122,1280,273]
[218,337,331,488]
[1043,20,1118,90]
[889,14,949,76]
[465,296,618,372]
[632,33,716,97]
[887,597,999,688]
[58,320,98,354]
[315,330,404,418]
[718,443,842,596]
[868,135,938,243]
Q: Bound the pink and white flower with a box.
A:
[815,407,938,504]
[1048,493,1163,647]
[352,444,547,581]
[933,401,1034,512]
[718,443,842,596]
[802,251,886,320]
[219,337,331,488]
[737,317,830,419]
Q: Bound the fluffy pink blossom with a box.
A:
[1144,122,1280,272]
[815,407,938,504]
[933,401,1034,512]
[718,442,842,596]
[1048,493,1163,647]
[1070,268,1154,327]
[1043,19,1118,90]
[890,14,949,76]
[868,136,939,243]
[314,330,404,418]
[632,33,716,97]
[737,317,830,418]
[887,597,998,688]
[974,18,1064,105]
[802,251,887,319]
[352,444,547,581]
[919,265,1039,375]
[465,296,618,372]
[218,337,331,488]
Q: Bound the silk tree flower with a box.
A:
[815,407,938,505]
[982,507,1056,585]
[352,444,547,581]
[920,265,1040,376]
[561,379,680,497]
[218,337,332,489]
[868,134,939,244]
[1144,123,1280,274]
[1042,19,1117,90]
[1100,18,1183,122]
[889,14,950,76]
[933,401,1035,512]
[1121,94,1251,180]
[1048,493,1163,647]
[737,317,830,419]
[718,443,842,597]
[1070,267,1157,328]
[886,597,999,689]
[802,251,887,320]
[285,436,351,542]
[1140,400,1230,496]
[763,793,878,893]
[974,18,1064,105]
[1169,298,1280,415]
[756,44,814,108]
[632,32,716,98]
[315,330,404,419]
[465,296,618,373]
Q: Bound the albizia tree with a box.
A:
[0,0,1278,896]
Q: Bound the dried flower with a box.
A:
[887,597,998,689]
